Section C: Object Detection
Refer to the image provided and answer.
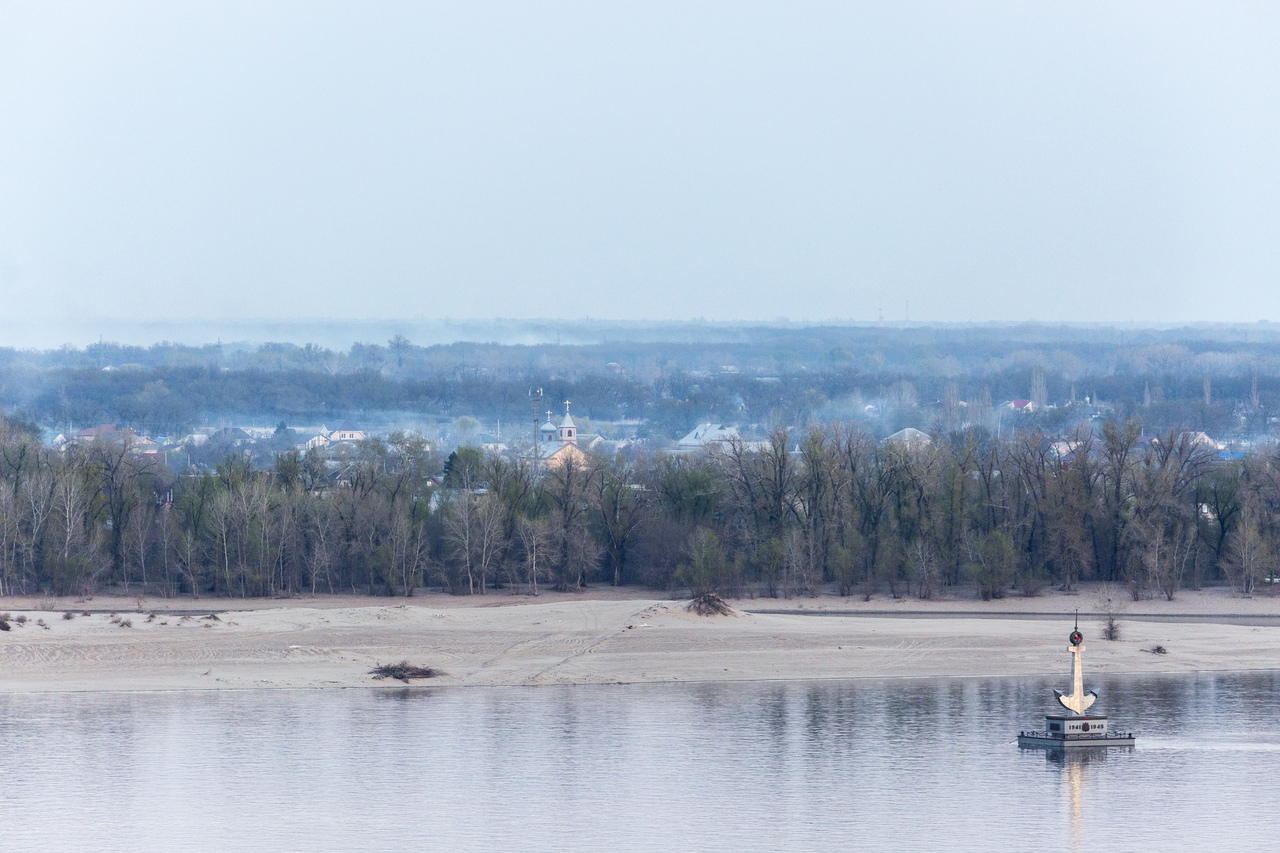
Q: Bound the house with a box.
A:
[1150,431,1226,452]
[76,424,121,442]
[304,431,332,451]
[677,423,740,452]
[1049,440,1080,462]
[129,436,161,456]
[208,427,254,447]
[1184,431,1225,452]
[585,434,630,456]
[883,427,932,450]
[330,424,366,443]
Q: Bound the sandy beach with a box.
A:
[1,586,1279,693]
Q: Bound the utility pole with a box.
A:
[529,387,543,470]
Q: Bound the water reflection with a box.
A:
[1037,749,1118,853]
[0,673,1277,852]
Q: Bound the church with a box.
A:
[539,402,590,470]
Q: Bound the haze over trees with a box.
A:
[5,323,1280,441]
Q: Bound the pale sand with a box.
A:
[1,586,1279,693]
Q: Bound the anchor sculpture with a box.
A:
[1017,615,1134,749]
[1053,615,1097,715]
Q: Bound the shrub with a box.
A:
[687,593,735,616]
[369,661,443,683]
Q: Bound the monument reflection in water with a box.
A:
[1018,622,1136,750]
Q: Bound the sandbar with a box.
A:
[1,586,1278,693]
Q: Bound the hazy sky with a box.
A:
[2,1,1278,327]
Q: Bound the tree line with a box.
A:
[8,362,1274,443]
[10,326,1280,440]
[0,418,1274,601]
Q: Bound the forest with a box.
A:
[5,323,1280,440]
[0,414,1271,602]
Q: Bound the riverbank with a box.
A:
[1,586,1279,692]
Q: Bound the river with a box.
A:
[2,673,1277,851]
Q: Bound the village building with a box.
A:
[677,423,740,452]
[299,424,367,452]
[883,427,933,450]
[130,436,162,456]
[207,427,254,448]
[330,424,366,443]
[76,424,121,442]
[541,403,589,470]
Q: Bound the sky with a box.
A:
[1,1,1279,334]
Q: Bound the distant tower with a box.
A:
[558,400,577,446]
[530,386,544,466]
[541,409,557,449]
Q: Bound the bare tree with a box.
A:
[518,515,548,596]
[472,494,507,594]
[592,461,649,586]
[303,496,338,594]
[388,334,412,370]
[50,463,106,595]
[442,493,506,594]
[0,482,21,595]
[1224,503,1267,596]
[90,435,158,584]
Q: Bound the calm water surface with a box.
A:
[2,673,1278,852]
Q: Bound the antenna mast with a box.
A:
[530,387,543,469]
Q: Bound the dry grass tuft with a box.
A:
[369,661,445,683]
[62,611,75,620]
[687,593,735,616]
